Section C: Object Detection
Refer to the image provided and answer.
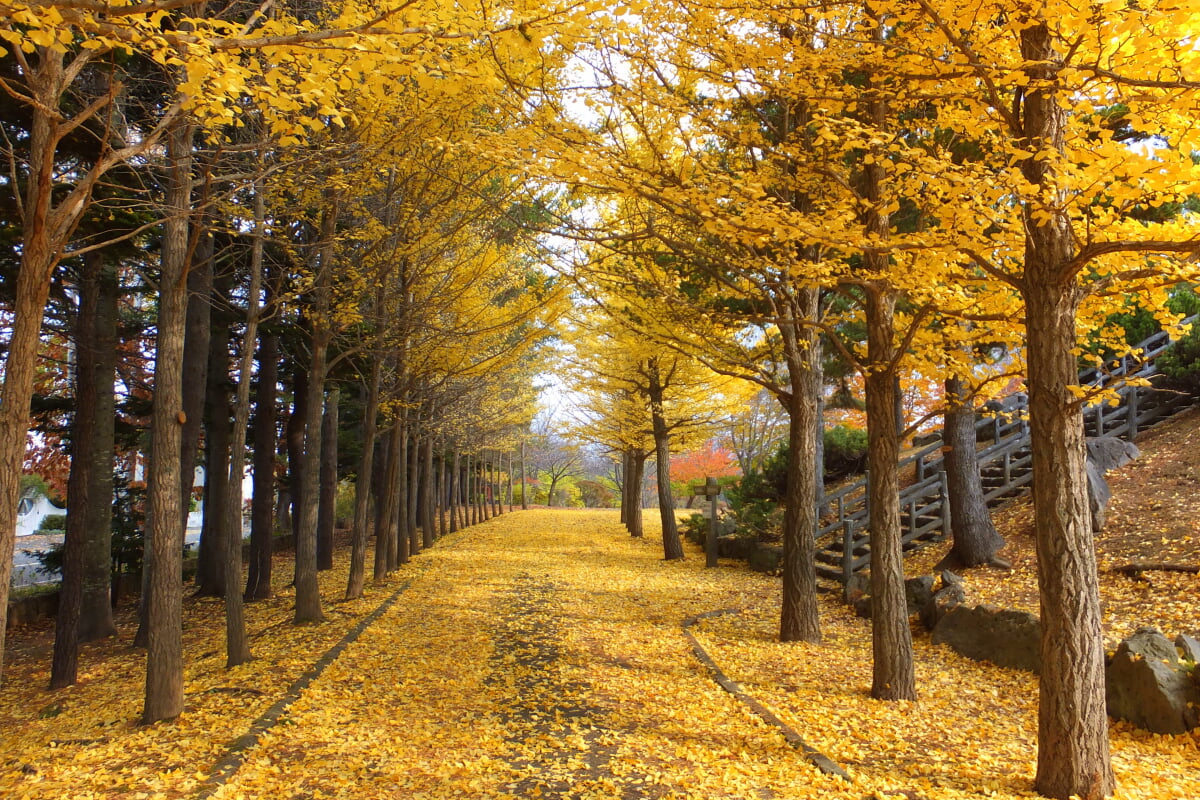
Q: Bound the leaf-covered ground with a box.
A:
[2,415,1198,800]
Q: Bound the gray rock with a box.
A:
[1176,634,1200,664]
[912,431,942,447]
[1106,628,1200,734]
[716,535,756,561]
[1086,436,1140,532]
[931,604,1042,673]
[1121,627,1181,665]
[1087,436,1140,472]
[844,572,870,600]
[748,544,782,573]
[940,570,964,590]
[851,593,872,619]
[919,583,966,631]
[905,575,935,616]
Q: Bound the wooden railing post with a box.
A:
[1126,385,1139,441]
[940,470,951,538]
[842,521,854,587]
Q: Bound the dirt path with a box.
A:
[201,511,834,800]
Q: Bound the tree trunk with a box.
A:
[940,375,1004,568]
[316,387,339,571]
[863,286,916,701]
[374,423,399,582]
[489,452,500,518]
[51,252,104,688]
[506,451,513,512]
[293,195,338,625]
[245,320,278,601]
[286,366,308,554]
[143,119,193,723]
[777,287,821,643]
[346,362,380,600]
[80,254,119,640]
[1021,23,1114,799]
[407,422,421,556]
[395,421,411,566]
[196,320,232,598]
[438,445,449,538]
[219,191,267,668]
[421,435,435,547]
[647,362,683,560]
[0,47,64,683]
[627,452,646,538]
[519,440,528,510]
[449,448,461,533]
[178,232,213,534]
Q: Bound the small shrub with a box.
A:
[36,513,66,533]
[824,424,868,481]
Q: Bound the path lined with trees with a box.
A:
[3,508,1198,799]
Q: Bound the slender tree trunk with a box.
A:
[940,375,1004,568]
[374,423,399,582]
[316,387,339,571]
[286,366,308,553]
[246,317,278,601]
[143,119,193,723]
[1020,23,1114,798]
[438,445,449,538]
[778,288,821,643]
[395,421,411,566]
[647,362,683,560]
[489,452,500,518]
[627,452,646,538]
[506,451,514,512]
[346,362,380,600]
[178,235,211,535]
[293,194,338,625]
[196,321,232,598]
[622,451,632,528]
[392,416,408,568]
[421,435,435,547]
[51,254,103,688]
[449,449,461,533]
[407,422,421,556]
[80,255,118,640]
[864,285,916,701]
[519,440,528,510]
[219,196,267,668]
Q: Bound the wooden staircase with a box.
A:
[814,315,1200,586]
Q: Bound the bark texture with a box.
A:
[316,388,339,572]
[864,287,916,702]
[1021,23,1114,799]
[778,286,822,643]
[79,255,119,641]
[941,376,1004,568]
[346,363,380,600]
[143,120,192,723]
[646,359,684,560]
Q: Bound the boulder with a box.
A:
[912,431,942,448]
[931,604,1042,673]
[748,543,782,573]
[846,575,938,620]
[1106,627,1200,735]
[919,582,966,631]
[905,575,935,616]
[1086,436,1140,532]
[716,535,756,561]
[1177,633,1200,664]
[1087,436,1140,472]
